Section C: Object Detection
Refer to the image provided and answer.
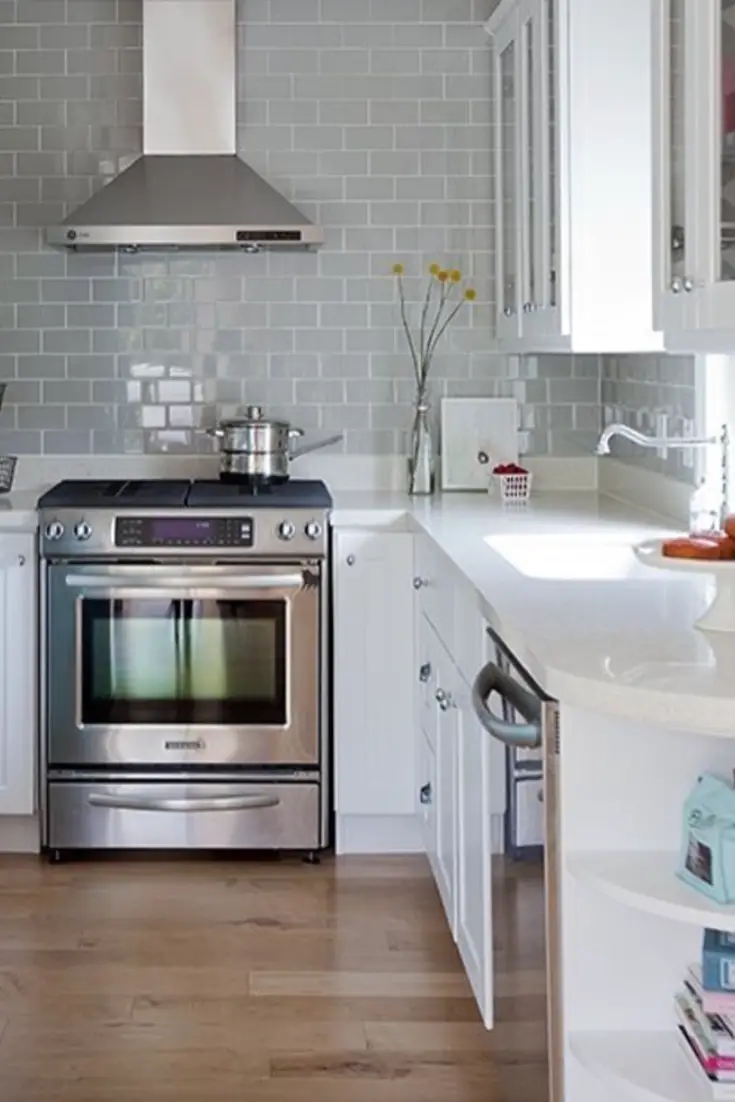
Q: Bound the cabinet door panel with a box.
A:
[653,0,700,331]
[0,534,35,816]
[494,10,523,343]
[456,677,494,1029]
[696,0,735,330]
[433,649,458,933]
[417,612,439,752]
[334,530,415,818]
[418,728,436,859]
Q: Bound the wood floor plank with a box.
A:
[0,853,548,1100]
[249,970,473,998]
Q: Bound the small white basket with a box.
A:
[493,471,532,505]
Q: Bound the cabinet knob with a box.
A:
[670,278,683,294]
[419,783,432,805]
[503,306,513,317]
[419,662,431,683]
[17,554,25,567]
[346,554,355,566]
[435,688,446,703]
[439,694,453,712]
[413,576,428,590]
[683,277,694,293]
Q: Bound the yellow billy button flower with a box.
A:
[450,270,462,282]
[429,263,441,276]
[437,270,449,283]
[392,263,405,276]
[464,288,477,301]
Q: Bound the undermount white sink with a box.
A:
[484,533,649,580]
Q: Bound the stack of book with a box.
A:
[677,961,735,1098]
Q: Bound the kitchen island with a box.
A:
[330,489,735,1102]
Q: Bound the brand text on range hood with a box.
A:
[46,0,324,252]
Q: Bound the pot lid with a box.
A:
[217,405,291,431]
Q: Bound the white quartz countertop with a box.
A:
[0,488,42,531]
[332,490,735,735]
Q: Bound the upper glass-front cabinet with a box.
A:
[652,0,699,332]
[697,0,735,332]
[653,0,735,346]
[486,0,662,353]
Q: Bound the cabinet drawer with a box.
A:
[414,535,455,656]
[47,780,322,851]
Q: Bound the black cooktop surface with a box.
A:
[37,478,333,511]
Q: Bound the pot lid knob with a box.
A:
[243,405,264,420]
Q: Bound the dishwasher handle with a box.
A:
[471,660,542,749]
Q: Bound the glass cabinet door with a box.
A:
[520,0,561,339]
[520,0,540,327]
[494,11,522,341]
[698,0,735,329]
[654,0,701,331]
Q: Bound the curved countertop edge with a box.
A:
[331,490,735,735]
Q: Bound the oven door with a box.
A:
[46,562,321,768]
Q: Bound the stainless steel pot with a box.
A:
[206,405,342,483]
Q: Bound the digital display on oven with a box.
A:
[151,519,214,541]
[115,515,254,548]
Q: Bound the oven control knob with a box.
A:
[45,520,64,541]
[277,520,296,541]
[74,521,92,541]
[305,521,323,540]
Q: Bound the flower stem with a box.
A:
[426,298,467,362]
[397,275,421,387]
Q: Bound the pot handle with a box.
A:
[289,427,305,439]
[204,427,225,439]
[290,433,343,460]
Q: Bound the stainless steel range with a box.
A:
[37,478,332,861]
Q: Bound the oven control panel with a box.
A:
[115,516,255,549]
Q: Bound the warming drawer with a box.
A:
[47,778,321,851]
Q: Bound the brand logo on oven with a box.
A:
[165,739,206,752]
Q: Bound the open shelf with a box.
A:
[567,852,735,931]
[570,1031,712,1102]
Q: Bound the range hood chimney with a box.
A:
[46,0,324,252]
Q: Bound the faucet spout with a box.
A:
[594,422,730,524]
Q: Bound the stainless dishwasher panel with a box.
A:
[47,779,321,850]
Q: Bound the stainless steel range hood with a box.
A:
[46,0,323,252]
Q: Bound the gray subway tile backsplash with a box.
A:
[0,0,605,459]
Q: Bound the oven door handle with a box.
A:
[87,793,281,813]
[64,573,306,591]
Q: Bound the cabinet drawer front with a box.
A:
[47,780,321,850]
[414,536,455,656]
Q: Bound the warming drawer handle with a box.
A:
[471,661,542,749]
[64,574,305,591]
[87,793,281,813]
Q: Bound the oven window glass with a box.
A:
[80,599,287,726]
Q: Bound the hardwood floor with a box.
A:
[0,854,547,1101]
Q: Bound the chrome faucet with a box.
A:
[595,421,730,523]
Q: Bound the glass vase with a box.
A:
[407,392,435,496]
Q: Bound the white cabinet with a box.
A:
[653,0,735,349]
[488,0,662,353]
[0,533,35,816]
[455,675,495,1030]
[432,636,458,931]
[333,529,416,852]
[417,606,496,1029]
